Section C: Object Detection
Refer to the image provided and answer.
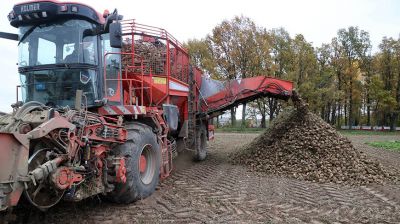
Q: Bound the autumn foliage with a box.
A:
[186,16,400,130]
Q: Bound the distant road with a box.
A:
[341,125,400,131]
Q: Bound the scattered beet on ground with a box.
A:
[231,104,399,185]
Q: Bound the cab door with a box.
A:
[101,33,122,104]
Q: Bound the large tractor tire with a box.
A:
[194,122,207,161]
[109,122,161,203]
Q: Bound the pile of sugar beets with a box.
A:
[122,39,167,74]
[231,94,398,185]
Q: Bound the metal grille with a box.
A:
[120,20,190,84]
[122,37,167,75]
[170,47,189,83]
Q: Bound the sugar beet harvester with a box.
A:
[0,0,293,211]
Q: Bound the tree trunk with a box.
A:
[257,100,267,128]
[261,113,266,128]
[230,107,236,127]
[331,103,336,125]
[344,103,347,126]
[269,111,274,123]
[367,92,371,126]
[216,116,220,128]
[362,63,372,127]
[385,112,390,127]
[375,106,380,128]
[268,98,278,122]
[393,70,400,131]
[390,113,397,132]
[366,61,373,127]
[241,103,246,127]
[337,103,341,128]
[267,98,275,122]
[325,103,331,123]
[348,80,353,130]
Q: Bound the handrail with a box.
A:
[125,65,143,105]
[103,52,153,106]
[121,19,188,55]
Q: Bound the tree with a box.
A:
[369,74,396,127]
[185,38,218,78]
[315,44,338,124]
[269,28,294,79]
[376,37,398,130]
[291,34,319,114]
[266,28,294,122]
[355,31,373,126]
[337,27,370,129]
[291,34,317,87]
[330,37,346,127]
[206,16,270,127]
[392,38,400,130]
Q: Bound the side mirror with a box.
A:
[109,22,122,48]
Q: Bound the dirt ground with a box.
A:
[9,133,400,223]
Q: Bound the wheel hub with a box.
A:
[24,149,65,210]
[138,144,156,185]
[139,155,147,173]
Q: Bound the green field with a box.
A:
[366,141,400,151]
[339,130,399,136]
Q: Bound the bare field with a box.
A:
[9,133,400,223]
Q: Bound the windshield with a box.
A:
[18,19,98,67]
[20,69,97,108]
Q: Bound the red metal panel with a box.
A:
[0,133,29,210]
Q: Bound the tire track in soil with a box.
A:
[7,133,400,224]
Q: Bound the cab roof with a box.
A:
[9,0,105,28]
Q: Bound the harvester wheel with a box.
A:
[109,122,161,203]
[194,122,207,161]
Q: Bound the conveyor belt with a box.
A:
[203,76,293,117]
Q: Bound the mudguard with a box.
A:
[0,133,29,211]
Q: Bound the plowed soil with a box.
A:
[7,133,400,223]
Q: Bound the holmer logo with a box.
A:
[20,4,40,13]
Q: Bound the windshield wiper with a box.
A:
[54,63,71,69]
[19,63,98,72]
[18,24,41,45]
[54,63,97,69]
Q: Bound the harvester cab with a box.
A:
[7,1,122,109]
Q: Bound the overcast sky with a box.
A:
[0,0,399,113]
